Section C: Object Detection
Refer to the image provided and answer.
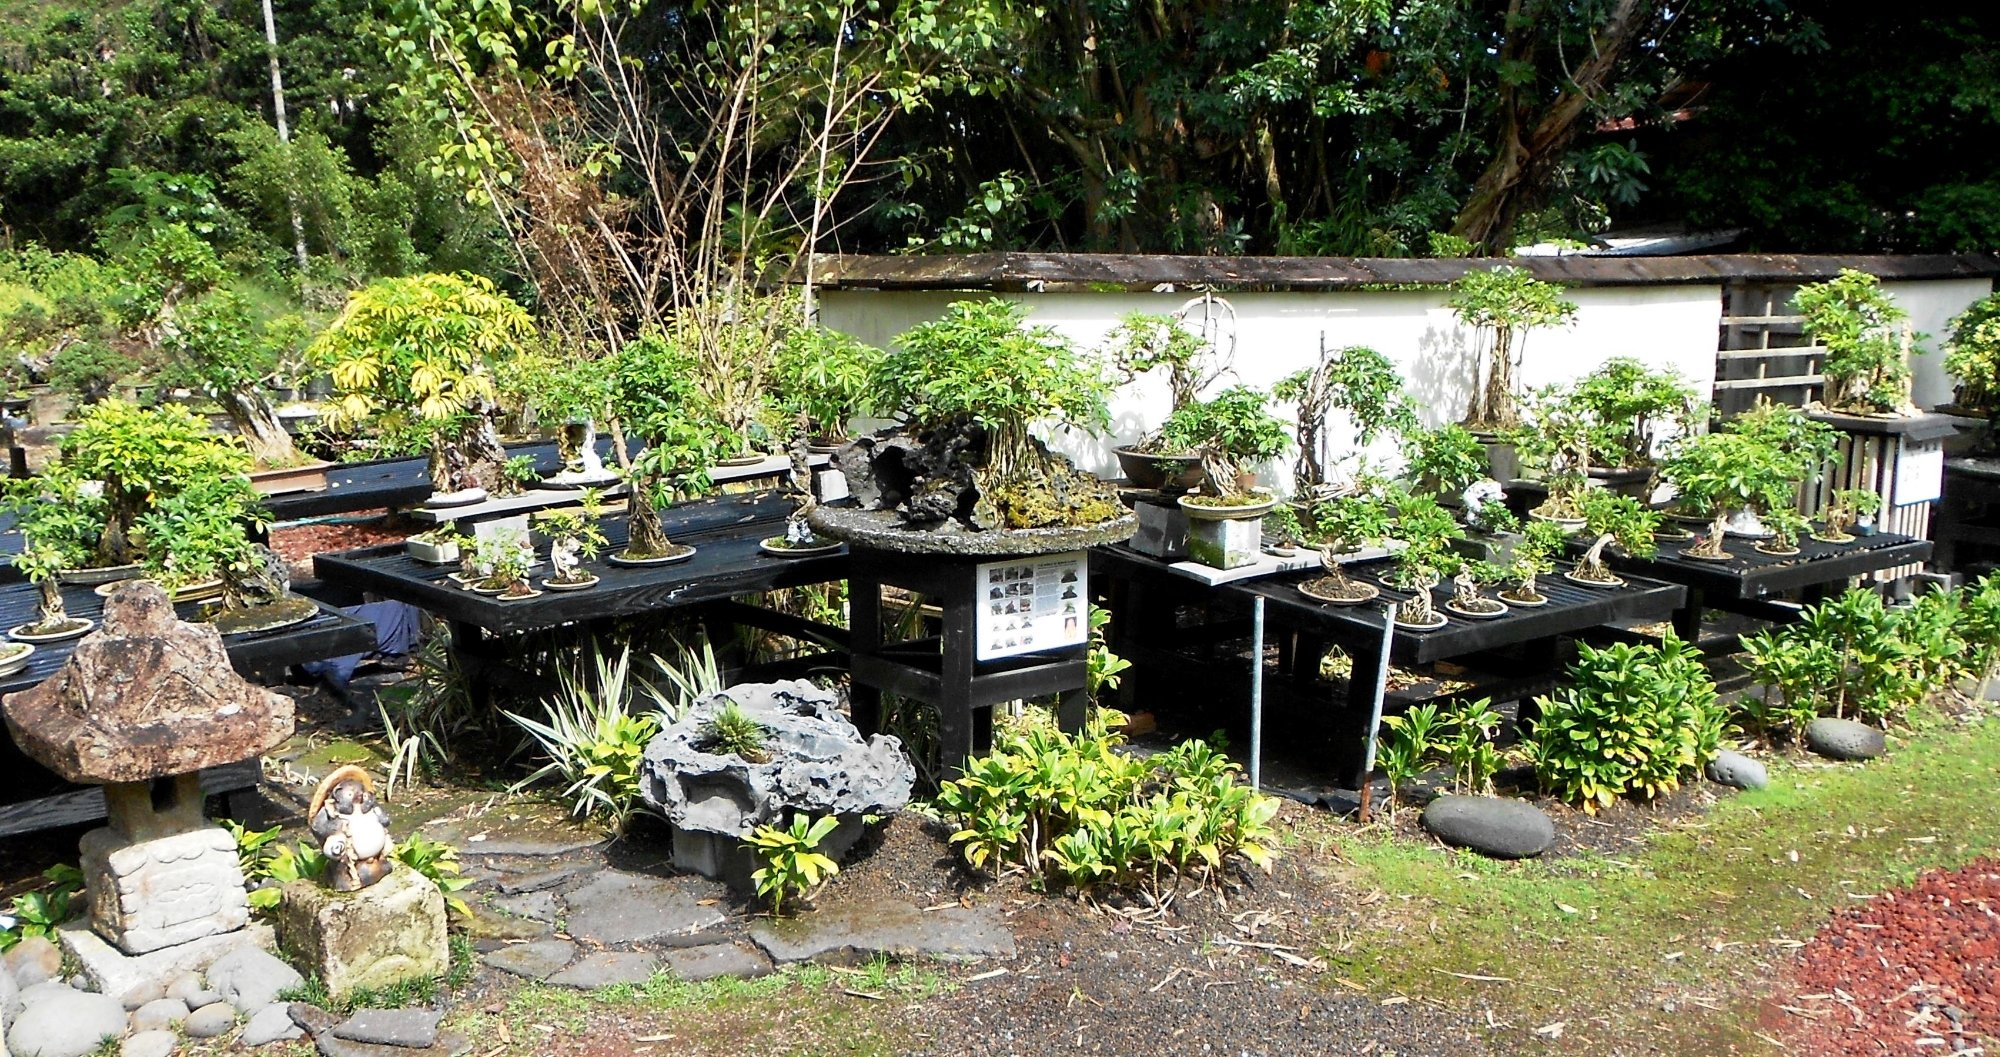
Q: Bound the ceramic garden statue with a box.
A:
[310,765,394,891]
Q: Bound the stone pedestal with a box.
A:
[59,920,275,1002]
[276,867,449,999]
[1187,515,1262,569]
[80,823,249,955]
[1129,500,1190,560]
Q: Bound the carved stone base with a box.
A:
[80,824,249,954]
[59,919,275,1003]
[276,866,448,999]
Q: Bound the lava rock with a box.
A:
[121,1029,178,1057]
[1805,718,1886,761]
[1421,795,1556,859]
[184,1001,237,1038]
[206,947,304,1013]
[240,1003,306,1046]
[129,996,191,1033]
[331,1008,443,1049]
[4,936,62,987]
[640,681,912,885]
[1705,749,1769,790]
[7,987,128,1057]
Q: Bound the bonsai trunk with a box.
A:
[1475,326,1520,431]
[223,385,301,467]
[1578,533,1616,581]
[1514,570,1542,599]
[36,579,65,627]
[458,412,509,491]
[96,488,142,566]
[1687,513,1731,559]
[625,475,673,557]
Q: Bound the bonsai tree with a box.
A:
[1794,269,1920,415]
[135,475,267,591]
[498,348,617,480]
[47,340,137,407]
[1448,561,1508,616]
[1446,266,1578,431]
[880,298,1117,529]
[14,540,88,637]
[540,503,608,587]
[478,539,536,600]
[1661,431,1792,558]
[1563,357,1700,472]
[0,471,106,573]
[1759,506,1808,555]
[1727,400,1841,486]
[605,330,729,561]
[159,288,309,467]
[1311,489,1397,553]
[308,273,534,499]
[50,400,252,567]
[1387,492,1467,592]
[1273,342,1414,495]
[1578,489,1660,559]
[1944,292,2000,418]
[771,327,884,446]
[1159,385,1290,502]
[1817,488,1882,543]
[1400,423,1487,500]
[1510,385,1593,520]
[1104,311,1227,420]
[1502,519,1569,605]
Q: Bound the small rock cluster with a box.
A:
[3,940,308,1057]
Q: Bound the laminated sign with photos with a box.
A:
[976,551,1088,661]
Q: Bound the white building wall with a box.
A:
[1881,278,1993,409]
[820,283,1723,491]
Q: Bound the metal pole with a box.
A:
[1249,595,1265,792]
[1358,608,1396,778]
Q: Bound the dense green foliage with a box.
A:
[1525,636,1727,814]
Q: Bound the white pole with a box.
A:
[1249,595,1264,792]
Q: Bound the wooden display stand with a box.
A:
[1807,410,1956,582]
[845,547,1091,780]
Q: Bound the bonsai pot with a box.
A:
[1586,465,1653,500]
[406,538,461,564]
[1393,610,1448,632]
[760,536,842,558]
[1529,512,1587,534]
[1180,492,1275,570]
[1562,569,1626,589]
[1754,541,1801,557]
[1115,448,1204,492]
[425,486,489,509]
[1498,587,1548,608]
[1469,430,1519,482]
[1178,492,1279,521]
[541,574,600,591]
[716,452,767,468]
[10,617,94,643]
[1298,578,1379,605]
[1444,596,1509,620]
[249,460,334,496]
[58,562,142,587]
[0,642,32,677]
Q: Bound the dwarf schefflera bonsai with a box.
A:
[1448,266,1578,431]
[871,298,1121,530]
[40,400,252,568]
[1162,385,1290,504]
[1795,269,1919,416]
[605,331,728,561]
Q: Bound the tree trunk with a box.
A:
[224,386,301,467]
[625,475,672,557]
[457,411,510,492]
[97,495,138,566]
[37,579,65,628]
[260,0,309,270]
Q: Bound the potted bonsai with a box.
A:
[1794,269,1920,417]
[1567,490,1657,588]
[1814,488,1882,543]
[813,298,1130,552]
[1313,488,1397,556]
[1499,520,1569,607]
[1400,423,1488,504]
[1170,386,1291,569]
[1382,492,1466,596]
[309,273,534,506]
[160,288,316,474]
[468,536,536,598]
[1298,542,1381,605]
[1447,265,1578,473]
[1661,431,1790,556]
[1509,385,1593,530]
[10,540,93,642]
[771,327,885,451]
[1105,311,1229,490]
[1456,479,1524,563]
[1942,292,2000,452]
[132,475,267,602]
[1274,341,1414,497]
[539,503,608,591]
[1756,507,1808,557]
[604,331,729,565]
[1562,357,1699,496]
[1444,561,1510,619]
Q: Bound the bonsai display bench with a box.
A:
[314,490,851,711]
[1585,527,1933,644]
[845,547,1091,781]
[1805,410,1956,581]
[0,585,376,837]
[1092,545,1685,789]
[1934,457,2000,575]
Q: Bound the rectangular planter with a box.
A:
[249,460,334,496]
[1186,514,1263,570]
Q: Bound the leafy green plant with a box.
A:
[1727,400,1842,480]
[1103,311,1225,419]
[1944,292,2000,415]
[393,835,474,918]
[1376,702,1446,819]
[1509,383,1595,517]
[1525,636,1726,813]
[46,338,136,404]
[1964,575,2000,698]
[1818,488,1882,540]
[698,700,772,763]
[1503,519,1570,602]
[1400,423,1487,499]
[0,865,84,951]
[15,539,81,633]
[1743,587,1943,733]
[745,814,842,916]
[135,474,266,588]
[1577,489,1659,558]
[1794,269,1920,414]
[160,287,309,466]
[498,454,541,495]
[1158,385,1290,499]
[505,646,672,832]
[1440,697,1505,795]
[1447,266,1578,430]
[1274,342,1414,492]
[1386,491,1466,589]
[605,330,729,559]
[1085,605,1132,699]
[50,399,252,565]
[1311,489,1397,551]
[1562,357,1700,469]
[772,327,885,443]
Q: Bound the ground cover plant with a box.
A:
[1524,635,1727,813]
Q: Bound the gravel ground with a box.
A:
[1773,858,2000,1055]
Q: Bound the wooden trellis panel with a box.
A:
[1714,280,1823,415]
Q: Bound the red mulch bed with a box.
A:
[271,515,416,570]
[1774,858,2000,1054]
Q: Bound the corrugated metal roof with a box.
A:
[806,252,2000,291]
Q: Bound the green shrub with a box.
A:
[1743,586,1976,740]
[393,835,474,917]
[1439,698,1505,796]
[746,814,842,916]
[506,647,671,832]
[1377,702,1447,819]
[934,718,1277,900]
[1525,636,1726,814]
[0,865,83,950]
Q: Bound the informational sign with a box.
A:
[975,551,1088,661]
[1892,443,1945,507]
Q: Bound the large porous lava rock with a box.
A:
[1804,717,1887,761]
[1421,794,1556,859]
[0,582,294,785]
[640,681,913,888]
[836,424,983,528]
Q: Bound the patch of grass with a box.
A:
[1318,709,2000,1053]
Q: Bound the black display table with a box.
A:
[1585,528,1933,642]
[1935,457,2000,575]
[1091,546,1685,788]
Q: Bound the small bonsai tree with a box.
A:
[1502,519,1569,604]
[770,327,884,446]
[1311,487,1397,552]
[1104,311,1226,422]
[52,400,252,566]
[14,540,86,636]
[1564,357,1700,471]
[1759,506,1808,554]
[1160,385,1290,501]
[1388,492,1467,594]
[498,347,615,466]
[1578,489,1660,559]
[160,288,308,467]
[1447,266,1578,431]
[1273,341,1414,495]
[1,472,106,574]
[1817,488,1882,542]
[309,273,534,498]
[541,500,609,586]
[1510,385,1594,520]
[1400,423,1487,499]
[1944,293,2000,433]
[605,331,729,560]
[1727,400,1841,484]
[1661,431,1791,558]
[1794,269,1920,415]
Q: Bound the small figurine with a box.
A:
[1460,479,1509,531]
[309,765,395,891]
[550,534,582,581]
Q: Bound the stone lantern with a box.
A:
[2,583,294,958]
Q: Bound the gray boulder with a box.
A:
[1705,749,1769,790]
[205,948,303,1013]
[120,1030,177,1057]
[239,1003,305,1047]
[128,997,190,1033]
[640,681,913,884]
[116,980,165,1012]
[1805,718,1886,761]
[183,1002,235,1039]
[1421,795,1556,859]
[4,937,61,988]
[7,987,127,1057]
